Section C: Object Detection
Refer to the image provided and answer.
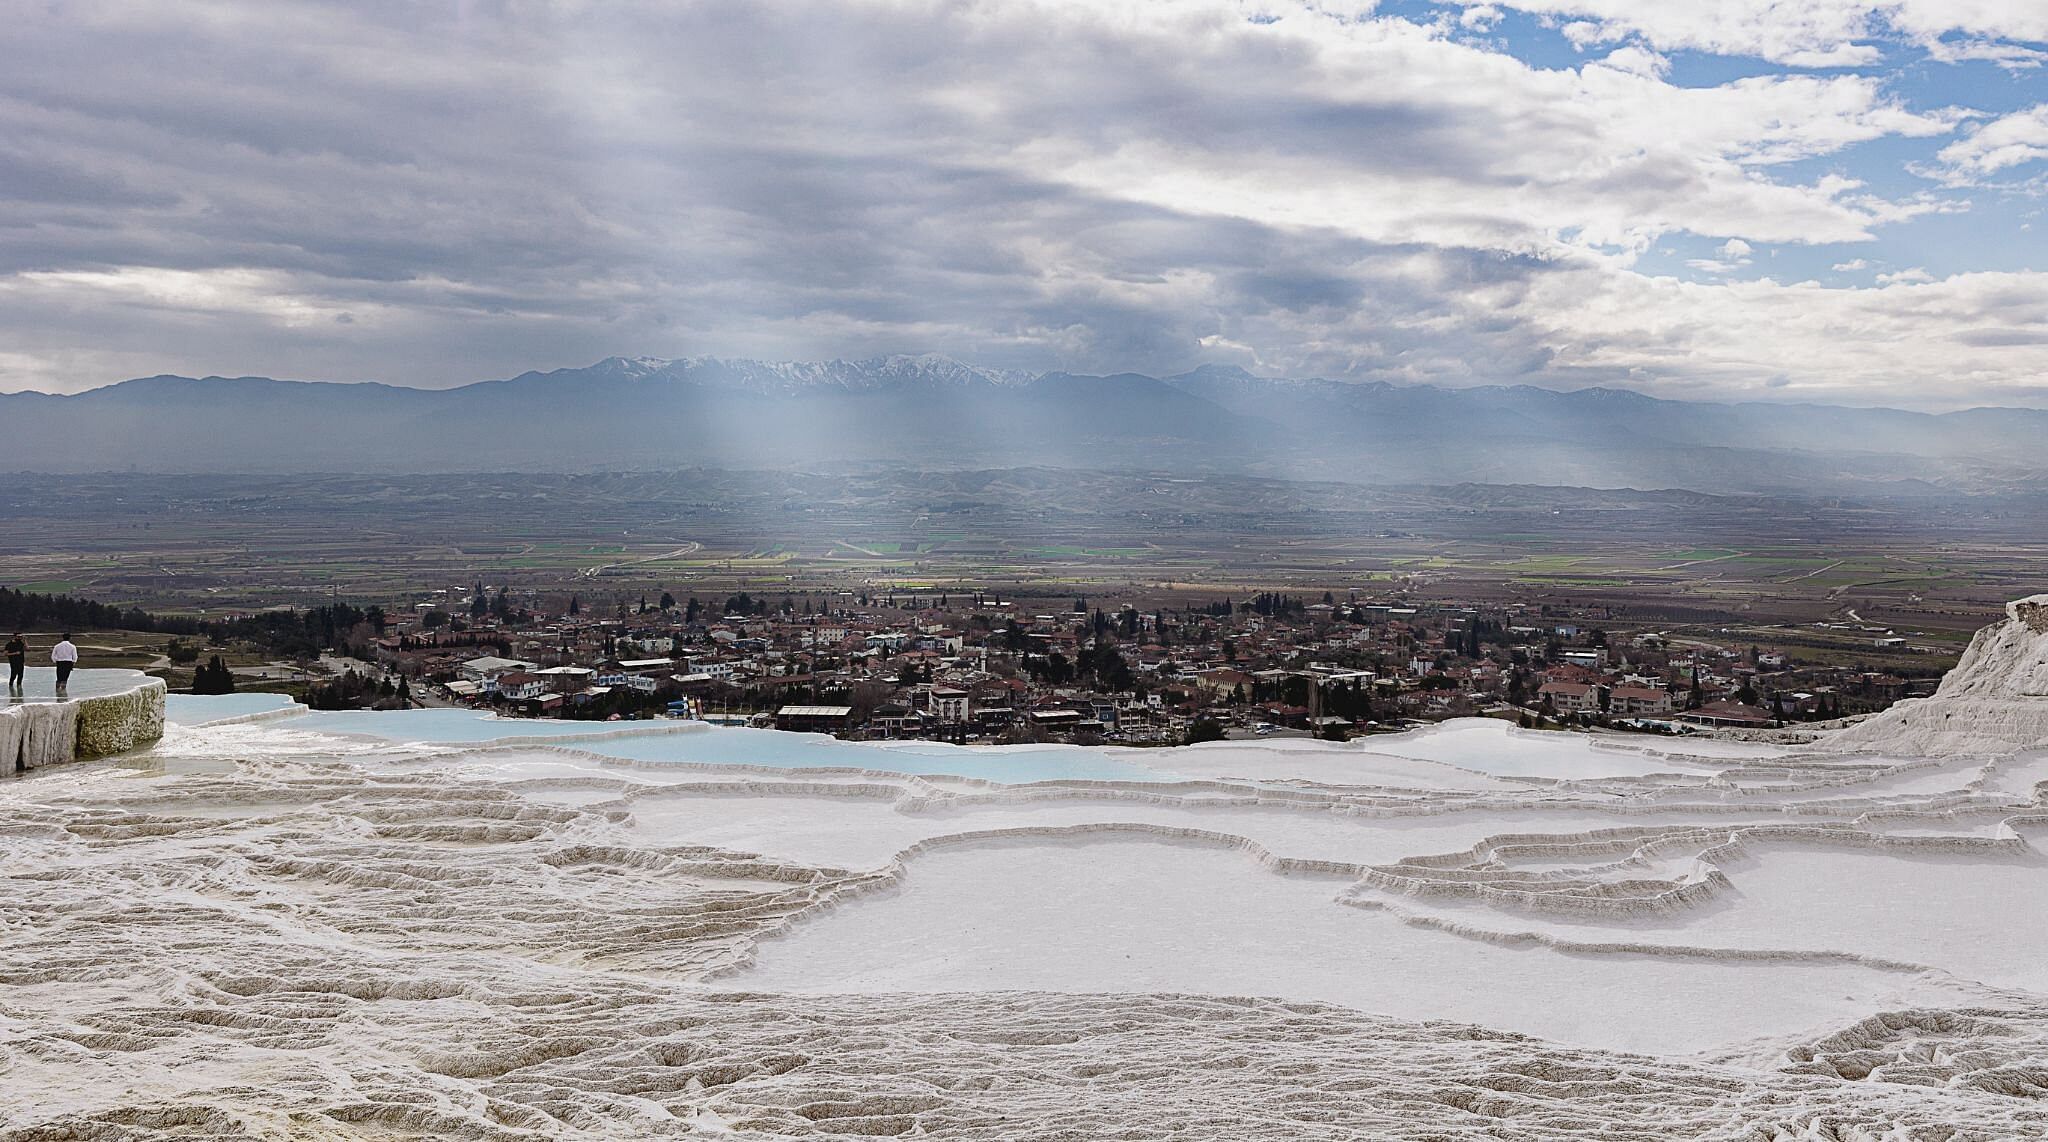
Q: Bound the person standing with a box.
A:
[4,632,24,691]
[51,633,78,693]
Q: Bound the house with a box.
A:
[491,671,547,701]
[685,658,734,682]
[461,656,535,682]
[869,703,920,736]
[1607,685,1671,716]
[776,705,856,734]
[1190,667,1247,695]
[1538,680,1600,714]
[1681,700,1774,728]
[532,666,596,693]
[928,686,970,723]
[1027,709,1085,731]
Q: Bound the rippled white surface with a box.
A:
[5,702,2046,1139]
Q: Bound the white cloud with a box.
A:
[1439,1,2048,67]
[1875,267,1935,284]
[1933,104,2048,184]
[1922,38,2048,70]
[1458,5,1504,31]
[0,0,2033,408]
[1517,268,2048,406]
[1832,258,1871,271]
[1687,238,1755,275]
[1595,44,1670,77]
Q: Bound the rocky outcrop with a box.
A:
[1827,595,2048,756]
[2,677,165,773]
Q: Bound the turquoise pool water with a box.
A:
[165,692,305,725]
[285,708,659,742]
[581,729,1180,783]
[7,667,153,703]
[250,707,1181,783]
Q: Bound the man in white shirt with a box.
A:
[52,633,78,692]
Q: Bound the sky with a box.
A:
[2,1,2044,408]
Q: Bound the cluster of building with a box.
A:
[350,589,1938,742]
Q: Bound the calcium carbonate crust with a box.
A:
[8,601,2048,1140]
[4,750,2045,1140]
[0,676,166,770]
[1829,594,2048,756]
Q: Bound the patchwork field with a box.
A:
[1,472,2037,671]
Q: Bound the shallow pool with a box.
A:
[284,707,663,742]
[6,667,154,704]
[164,692,304,725]
[261,707,1184,783]
[1354,718,1769,779]
[580,729,1180,783]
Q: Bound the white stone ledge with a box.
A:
[3,677,166,773]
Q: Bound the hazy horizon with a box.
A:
[12,352,2048,414]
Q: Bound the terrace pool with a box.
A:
[164,692,305,726]
[284,707,654,742]
[1352,718,1778,779]
[261,707,1184,783]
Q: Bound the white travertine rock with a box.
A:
[1827,594,2048,755]
[0,701,76,773]
[1,676,165,771]
[6,673,2048,1137]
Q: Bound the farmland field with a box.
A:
[0,469,2038,673]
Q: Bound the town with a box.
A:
[297,583,1944,744]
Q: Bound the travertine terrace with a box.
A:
[1830,592,2048,756]
[0,668,165,774]
[3,605,2046,1139]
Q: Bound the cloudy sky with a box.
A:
[4,1,2045,407]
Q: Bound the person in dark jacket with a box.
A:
[5,632,24,691]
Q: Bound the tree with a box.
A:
[397,676,412,708]
[660,591,676,611]
[1184,716,1228,745]
[471,582,487,618]
[191,655,237,695]
[569,595,581,616]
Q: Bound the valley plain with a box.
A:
[4,469,2039,670]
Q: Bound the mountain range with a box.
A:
[4,354,2044,495]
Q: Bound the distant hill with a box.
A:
[4,355,2045,494]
